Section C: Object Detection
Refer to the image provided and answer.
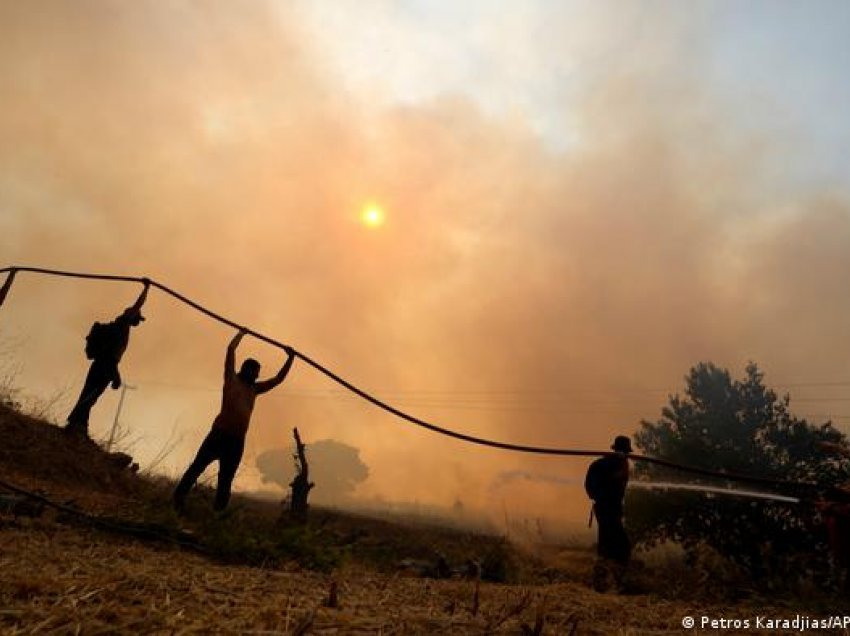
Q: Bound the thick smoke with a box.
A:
[1,1,848,523]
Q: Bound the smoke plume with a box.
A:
[2,1,848,524]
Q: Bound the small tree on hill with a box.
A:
[257,439,369,504]
[289,427,314,522]
[630,361,850,581]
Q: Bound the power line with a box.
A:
[133,378,850,420]
[133,380,850,409]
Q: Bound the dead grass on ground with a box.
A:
[2,403,848,633]
[4,517,820,635]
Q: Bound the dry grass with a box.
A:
[3,517,819,635]
[1,403,847,634]
[3,512,839,636]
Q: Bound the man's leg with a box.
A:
[214,433,245,511]
[173,429,221,510]
[609,517,631,590]
[592,506,625,592]
[596,509,617,560]
[66,361,113,436]
[613,518,631,565]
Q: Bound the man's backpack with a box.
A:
[85,322,114,360]
[584,457,606,501]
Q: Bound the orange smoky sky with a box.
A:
[1,1,849,526]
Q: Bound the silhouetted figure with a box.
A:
[65,279,150,438]
[174,329,295,512]
[818,494,850,589]
[817,441,850,588]
[585,435,632,591]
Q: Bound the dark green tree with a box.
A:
[630,361,850,581]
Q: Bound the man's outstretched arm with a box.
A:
[225,329,246,380]
[130,278,151,312]
[255,346,296,394]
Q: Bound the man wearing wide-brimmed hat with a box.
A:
[65,279,150,438]
[585,435,632,591]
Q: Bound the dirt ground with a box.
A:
[4,515,843,635]
[1,404,848,634]
[0,516,850,635]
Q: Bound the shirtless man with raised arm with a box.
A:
[173,329,295,512]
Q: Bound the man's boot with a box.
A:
[64,419,89,439]
[592,560,613,592]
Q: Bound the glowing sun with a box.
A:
[360,203,385,228]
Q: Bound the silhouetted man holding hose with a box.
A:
[174,329,295,512]
[66,279,150,438]
[585,435,632,591]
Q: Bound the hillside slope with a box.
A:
[0,404,827,634]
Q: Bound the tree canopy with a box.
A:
[630,361,850,580]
